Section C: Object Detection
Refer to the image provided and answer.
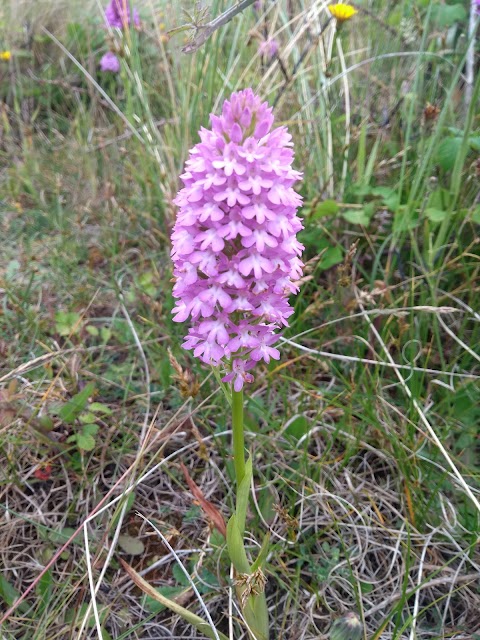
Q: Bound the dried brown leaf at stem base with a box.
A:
[180,462,227,537]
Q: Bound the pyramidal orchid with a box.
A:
[171,88,304,390]
[170,89,303,640]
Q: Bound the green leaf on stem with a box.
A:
[59,383,95,424]
[425,208,447,224]
[235,456,252,536]
[311,199,338,219]
[226,515,251,574]
[251,533,271,573]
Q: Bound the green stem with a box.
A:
[232,387,245,486]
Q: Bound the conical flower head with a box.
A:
[171,89,304,390]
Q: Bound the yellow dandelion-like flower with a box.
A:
[0,50,11,61]
[328,3,358,22]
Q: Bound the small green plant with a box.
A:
[54,383,111,452]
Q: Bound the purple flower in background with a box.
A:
[105,0,140,29]
[258,38,279,59]
[100,51,120,72]
[171,89,304,390]
[100,0,140,73]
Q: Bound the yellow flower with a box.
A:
[328,3,358,21]
[0,50,11,61]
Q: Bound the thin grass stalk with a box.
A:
[337,37,350,198]
[465,0,478,107]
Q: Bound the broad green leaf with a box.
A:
[79,412,96,423]
[393,206,420,232]
[284,415,309,440]
[89,402,112,415]
[342,209,370,226]
[173,563,192,587]
[427,187,450,210]
[469,136,480,152]
[360,581,374,594]
[82,423,99,436]
[312,199,339,219]
[432,4,467,27]
[425,208,447,223]
[59,383,95,424]
[55,311,82,336]
[370,186,395,199]
[76,432,96,451]
[118,535,145,556]
[436,137,462,172]
[0,576,29,613]
[100,327,112,343]
[381,192,400,212]
[318,246,343,271]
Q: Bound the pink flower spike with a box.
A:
[170,89,304,387]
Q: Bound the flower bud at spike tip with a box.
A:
[170,89,304,390]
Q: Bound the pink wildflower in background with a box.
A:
[258,38,279,59]
[171,89,304,390]
[100,0,139,73]
[100,51,121,72]
[105,0,140,28]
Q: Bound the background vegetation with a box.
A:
[0,0,479,638]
